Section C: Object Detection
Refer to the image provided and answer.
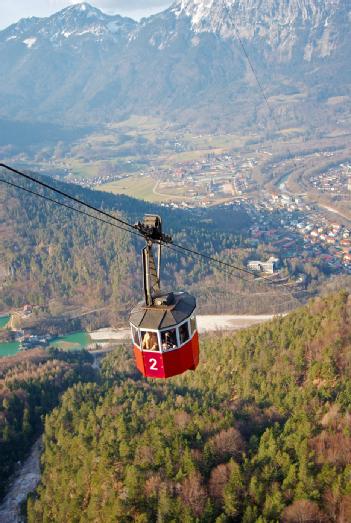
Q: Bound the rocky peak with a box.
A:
[1,2,137,47]
[42,2,137,42]
[0,0,349,129]
[173,0,341,29]
[49,2,112,25]
[172,0,348,60]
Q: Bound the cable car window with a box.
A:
[179,322,190,345]
[141,331,160,352]
[190,316,197,335]
[161,329,178,352]
[131,325,140,346]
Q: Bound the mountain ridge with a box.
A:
[1,3,136,46]
[174,0,342,50]
[0,0,350,132]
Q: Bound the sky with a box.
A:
[0,0,173,29]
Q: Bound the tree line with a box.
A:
[1,172,299,323]
[0,348,95,499]
[27,291,351,521]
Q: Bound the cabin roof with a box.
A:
[129,292,196,330]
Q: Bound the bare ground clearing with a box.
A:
[89,314,279,341]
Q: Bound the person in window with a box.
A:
[162,330,177,351]
[142,331,158,351]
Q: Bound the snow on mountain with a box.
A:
[174,0,340,31]
[23,37,37,49]
[0,1,350,130]
[0,2,136,48]
[1,1,348,59]
[172,0,347,61]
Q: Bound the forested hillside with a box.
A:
[28,292,351,521]
[0,170,295,325]
[0,348,95,499]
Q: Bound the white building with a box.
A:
[247,257,280,274]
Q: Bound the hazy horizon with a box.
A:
[0,0,173,29]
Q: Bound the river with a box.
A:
[0,314,281,358]
[0,438,43,523]
[278,171,290,192]
[0,315,20,357]
[0,315,10,329]
[0,341,20,358]
[0,349,105,521]
[0,331,91,358]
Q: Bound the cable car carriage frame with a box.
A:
[129,215,199,379]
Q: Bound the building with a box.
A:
[23,304,33,316]
[247,257,280,274]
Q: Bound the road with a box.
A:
[0,438,43,523]
[319,203,351,222]
[276,168,351,224]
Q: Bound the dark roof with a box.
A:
[129,292,196,330]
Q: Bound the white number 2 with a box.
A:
[149,358,158,371]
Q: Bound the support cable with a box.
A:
[0,163,294,289]
[0,178,144,240]
[0,163,137,233]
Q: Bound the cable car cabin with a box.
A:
[130,292,199,379]
[130,214,200,379]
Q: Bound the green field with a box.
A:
[43,116,266,185]
[50,332,91,351]
[97,175,168,202]
[68,159,105,178]
[0,341,19,358]
[0,315,10,329]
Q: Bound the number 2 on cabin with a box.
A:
[141,352,164,378]
[149,358,158,371]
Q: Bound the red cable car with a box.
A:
[129,215,199,379]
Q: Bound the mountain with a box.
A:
[0,1,350,132]
[0,3,136,123]
[175,0,348,62]
[2,3,136,46]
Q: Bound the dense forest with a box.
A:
[27,291,351,522]
[0,348,95,499]
[0,170,300,326]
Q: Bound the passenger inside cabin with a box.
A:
[142,331,159,351]
[161,329,177,351]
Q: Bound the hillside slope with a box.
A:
[0,348,95,499]
[28,291,351,521]
[1,170,280,327]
